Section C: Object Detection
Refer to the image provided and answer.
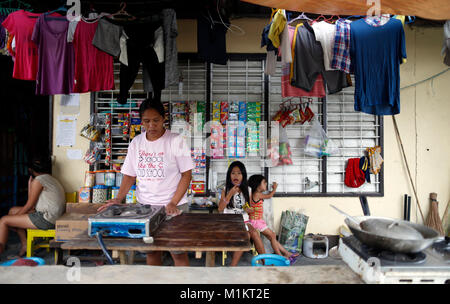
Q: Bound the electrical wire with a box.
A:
[96,231,115,265]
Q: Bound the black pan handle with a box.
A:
[359,196,370,216]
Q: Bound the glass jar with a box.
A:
[92,185,108,203]
[104,170,116,187]
[84,171,95,188]
[111,186,120,200]
[126,185,137,204]
[95,170,106,185]
[115,172,123,187]
[79,187,91,203]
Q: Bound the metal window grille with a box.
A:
[208,58,267,191]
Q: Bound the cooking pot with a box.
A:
[345,216,441,253]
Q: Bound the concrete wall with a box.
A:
[52,18,450,235]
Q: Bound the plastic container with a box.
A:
[92,185,108,204]
[111,186,120,199]
[84,171,95,187]
[95,170,106,185]
[126,185,137,204]
[79,187,91,203]
[104,170,116,187]
[115,172,123,187]
[0,257,46,266]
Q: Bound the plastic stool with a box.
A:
[65,192,77,203]
[251,254,290,266]
[27,229,56,261]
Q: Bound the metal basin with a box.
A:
[345,216,441,253]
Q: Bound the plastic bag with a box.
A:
[83,142,103,165]
[304,118,339,158]
[80,114,101,141]
[278,210,309,254]
[278,126,293,165]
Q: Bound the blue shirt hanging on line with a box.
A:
[350,18,406,115]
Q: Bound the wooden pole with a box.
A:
[392,116,426,223]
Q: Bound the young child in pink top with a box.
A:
[246,175,299,263]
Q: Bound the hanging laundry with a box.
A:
[291,22,350,94]
[280,25,325,98]
[71,19,115,93]
[393,15,407,64]
[344,158,366,188]
[116,17,165,104]
[143,9,179,93]
[331,18,352,73]
[261,19,278,76]
[91,17,128,67]
[162,8,179,87]
[67,19,79,42]
[197,7,229,65]
[268,9,286,48]
[311,21,337,71]
[5,31,14,59]
[366,146,383,175]
[261,21,277,52]
[0,15,7,50]
[2,10,60,80]
[359,156,371,183]
[265,50,277,76]
[279,10,292,63]
[153,26,164,63]
[442,20,450,66]
[350,17,406,115]
[119,31,129,66]
[32,14,75,95]
[92,17,124,57]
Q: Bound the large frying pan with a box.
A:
[344,216,441,253]
[331,204,441,253]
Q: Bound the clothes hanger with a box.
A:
[405,16,416,24]
[270,8,277,22]
[41,5,68,20]
[111,2,136,21]
[287,12,312,25]
[46,5,68,15]
[326,15,340,23]
[312,14,327,24]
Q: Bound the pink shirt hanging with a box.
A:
[71,19,114,93]
[2,10,59,81]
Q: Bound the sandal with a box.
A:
[288,253,300,265]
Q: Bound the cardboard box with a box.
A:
[55,203,105,241]
[55,213,92,241]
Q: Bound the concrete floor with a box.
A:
[0,231,344,267]
[0,231,364,284]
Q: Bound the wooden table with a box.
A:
[51,213,251,266]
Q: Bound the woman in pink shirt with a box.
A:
[98,98,194,266]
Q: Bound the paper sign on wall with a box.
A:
[56,115,77,147]
[60,94,80,115]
